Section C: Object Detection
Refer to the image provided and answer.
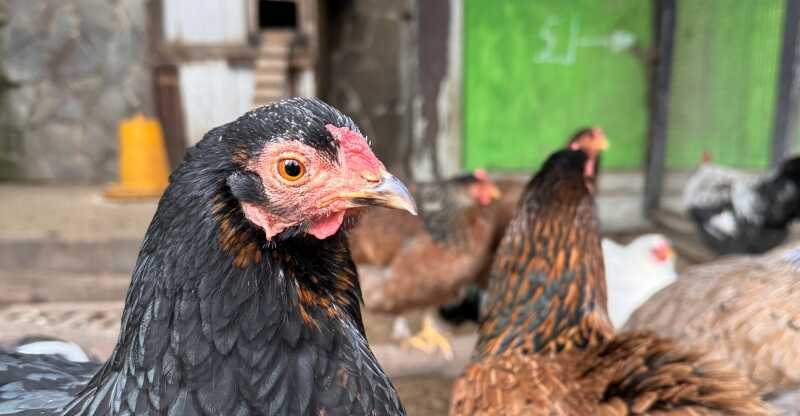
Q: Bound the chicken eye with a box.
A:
[278,159,305,181]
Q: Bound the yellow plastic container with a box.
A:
[105,114,170,199]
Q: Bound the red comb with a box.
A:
[325,124,384,173]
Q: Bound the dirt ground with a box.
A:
[395,376,453,416]
[362,309,459,416]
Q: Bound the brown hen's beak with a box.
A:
[329,172,418,215]
[594,133,610,151]
[489,184,502,200]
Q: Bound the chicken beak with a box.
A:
[489,184,502,200]
[332,172,418,215]
[595,134,610,151]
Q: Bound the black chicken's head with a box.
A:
[209,98,416,242]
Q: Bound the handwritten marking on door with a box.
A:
[533,16,636,66]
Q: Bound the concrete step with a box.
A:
[0,301,123,359]
[0,238,140,275]
[0,271,130,305]
[0,185,156,242]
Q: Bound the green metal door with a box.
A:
[666,0,785,169]
[464,0,652,171]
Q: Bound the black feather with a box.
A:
[438,284,483,325]
[227,170,267,203]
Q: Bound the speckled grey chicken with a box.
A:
[684,152,800,254]
[625,241,800,400]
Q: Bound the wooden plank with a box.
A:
[153,64,188,169]
[167,44,258,64]
[413,0,450,181]
[162,0,249,45]
[771,0,800,165]
[644,0,676,212]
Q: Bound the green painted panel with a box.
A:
[666,0,784,169]
[464,0,652,171]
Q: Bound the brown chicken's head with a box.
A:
[469,169,502,206]
[701,149,713,163]
[227,99,417,241]
[567,127,609,186]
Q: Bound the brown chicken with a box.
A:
[353,170,505,357]
[450,142,771,415]
[350,127,603,269]
[349,205,426,266]
[625,242,800,398]
[436,127,607,325]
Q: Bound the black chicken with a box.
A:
[684,154,800,254]
[0,98,414,415]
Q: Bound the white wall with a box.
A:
[179,61,255,145]
[163,0,248,44]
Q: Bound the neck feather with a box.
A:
[475,174,612,358]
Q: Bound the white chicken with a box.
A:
[603,234,677,328]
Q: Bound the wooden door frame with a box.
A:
[644,0,677,213]
[771,0,800,166]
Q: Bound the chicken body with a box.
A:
[438,234,678,330]
[684,156,800,255]
[0,99,408,415]
[625,242,800,397]
[355,128,603,317]
[451,148,769,416]
[355,173,507,313]
[603,234,677,328]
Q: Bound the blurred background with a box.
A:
[0,1,799,415]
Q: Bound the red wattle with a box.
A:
[308,211,346,239]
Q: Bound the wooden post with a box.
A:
[644,0,677,213]
[771,0,800,166]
